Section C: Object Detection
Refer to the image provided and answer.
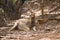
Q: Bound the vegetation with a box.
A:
[0,0,60,30]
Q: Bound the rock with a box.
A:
[39,38,51,40]
[55,16,60,19]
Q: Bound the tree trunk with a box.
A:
[15,0,24,19]
[31,12,35,29]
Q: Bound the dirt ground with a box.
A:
[0,20,60,40]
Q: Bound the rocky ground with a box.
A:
[0,20,60,40]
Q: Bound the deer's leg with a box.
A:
[9,21,18,32]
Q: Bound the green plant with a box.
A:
[12,0,17,4]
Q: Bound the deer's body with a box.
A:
[9,18,31,32]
